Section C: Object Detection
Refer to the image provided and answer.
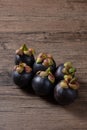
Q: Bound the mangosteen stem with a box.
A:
[21,44,28,51]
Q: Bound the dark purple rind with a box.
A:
[12,70,33,88]
[32,75,54,96]
[15,54,35,67]
[54,83,78,105]
[55,64,64,83]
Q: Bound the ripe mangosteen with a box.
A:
[32,68,55,96]
[12,63,33,88]
[55,62,76,83]
[15,44,35,67]
[33,53,56,74]
[54,75,79,105]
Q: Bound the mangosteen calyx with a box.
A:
[36,68,55,83]
[36,53,54,67]
[14,63,32,74]
[60,75,79,90]
[62,62,76,76]
[16,44,35,56]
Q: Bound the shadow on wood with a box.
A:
[64,80,87,120]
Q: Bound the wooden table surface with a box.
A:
[0,0,87,130]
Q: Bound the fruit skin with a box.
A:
[55,64,64,83]
[15,54,35,67]
[33,60,56,74]
[12,69,33,88]
[32,75,54,96]
[54,83,78,105]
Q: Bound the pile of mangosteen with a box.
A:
[12,44,80,105]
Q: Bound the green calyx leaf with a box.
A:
[69,82,79,90]
[42,59,49,67]
[16,44,28,55]
[24,50,30,55]
[64,62,72,68]
[60,81,68,88]
[16,66,24,73]
[69,67,76,74]
[39,71,48,77]
[46,68,51,74]
[64,75,72,82]
[48,58,54,66]
[62,68,69,75]
[42,53,47,59]
[36,57,43,63]
[70,77,77,84]
[46,68,55,83]
[36,68,55,83]
[16,63,26,73]
[17,68,23,73]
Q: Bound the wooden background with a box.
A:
[0,0,87,130]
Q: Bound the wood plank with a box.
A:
[0,86,86,130]
[0,17,86,32]
[0,0,87,32]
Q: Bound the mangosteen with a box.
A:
[32,68,55,96]
[55,62,76,83]
[33,53,56,74]
[54,75,79,105]
[12,63,33,88]
[15,44,35,67]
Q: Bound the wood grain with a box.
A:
[0,0,87,130]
